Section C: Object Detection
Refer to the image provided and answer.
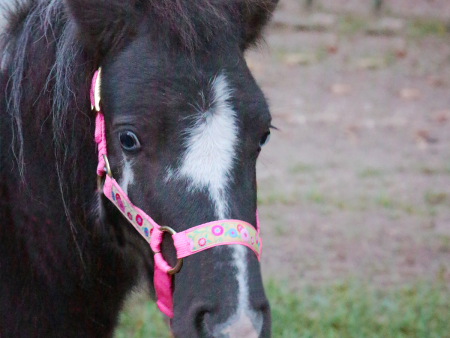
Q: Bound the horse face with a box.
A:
[67,1,277,336]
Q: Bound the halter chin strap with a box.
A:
[91,69,262,318]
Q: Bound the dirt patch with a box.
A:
[253,0,450,288]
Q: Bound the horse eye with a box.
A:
[259,131,271,147]
[119,131,141,151]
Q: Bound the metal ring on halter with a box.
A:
[97,155,113,191]
[102,154,113,178]
[158,226,184,275]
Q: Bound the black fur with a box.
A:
[0,0,277,336]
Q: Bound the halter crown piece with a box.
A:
[91,69,262,318]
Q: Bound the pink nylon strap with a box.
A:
[91,70,107,177]
[104,176,262,260]
[150,228,174,317]
[103,176,174,317]
[91,70,262,318]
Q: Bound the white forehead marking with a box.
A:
[119,156,134,195]
[167,72,262,336]
[171,73,237,219]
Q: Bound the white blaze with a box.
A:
[168,73,261,337]
[119,156,134,195]
[173,73,237,218]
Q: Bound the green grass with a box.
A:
[407,18,448,38]
[424,191,448,206]
[290,162,314,174]
[114,280,450,338]
[335,14,450,39]
[114,294,171,338]
[445,160,450,175]
[257,190,296,205]
[338,15,367,34]
[358,167,383,178]
[268,280,450,338]
[305,187,325,204]
[375,192,394,209]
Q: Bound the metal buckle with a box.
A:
[102,154,112,178]
[97,154,113,191]
[157,226,184,275]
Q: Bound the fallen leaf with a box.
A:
[415,129,438,144]
[394,38,407,58]
[366,17,405,36]
[271,12,336,31]
[357,57,385,70]
[399,88,421,100]
[427,76,445,88]
[327,45,338,54]
[331,83,351,95]
[282,52,316,66]
[344,125,359,144]
[396,50,407,58]
[433,110,449,123]
[245,57,263,75]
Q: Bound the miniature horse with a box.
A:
[0,0,277,337]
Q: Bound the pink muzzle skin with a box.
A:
[91,69,262,318]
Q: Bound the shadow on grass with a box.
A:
[115,279,450,338]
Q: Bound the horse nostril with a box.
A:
[192,306,212,336]
[258,299,271,317]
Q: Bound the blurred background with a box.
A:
[254,0,450,290]
[2,0,449,336]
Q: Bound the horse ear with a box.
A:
[65,0,143,57]
[237,0,279,50]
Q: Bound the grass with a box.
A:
[424,191,448,206]
[257,190,296,205]
[407,18,448,38]
[114,280,450,338]
[114,293,171,338]
[445,160,450,175]
[358,167,383,178]
[305,187,325,204]
[375,192,394,209]
[438,235,450,253]
[304,12,450,40]
[338,15,367,35]
[290,162,314,174]
[268,280,450,338]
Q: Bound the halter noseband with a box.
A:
[91,69,262,318]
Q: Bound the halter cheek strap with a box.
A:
[91,69,262,318]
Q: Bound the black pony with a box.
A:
[0,0,277,337]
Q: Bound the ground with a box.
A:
[252,0,450,289]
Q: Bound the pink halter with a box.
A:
[91,69,262,318]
